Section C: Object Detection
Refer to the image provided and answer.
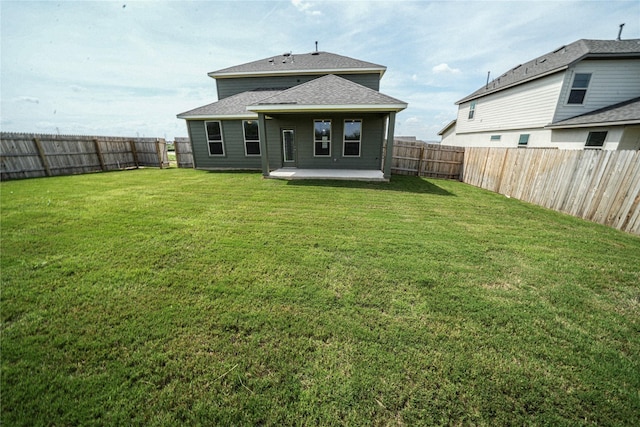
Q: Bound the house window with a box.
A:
[568,73,591,105]
[490,135,501,141]
[205,121,224,156]
[585,131,607,148]
[314,119,331,156]
[243,120,260,156]
[518,134,530,146]
[468,101,476,120]
[343,119,362,156]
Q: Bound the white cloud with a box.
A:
[291,0,322,16]
[1,0,638,142]
[14,96,40,104]
[432,63,461,75]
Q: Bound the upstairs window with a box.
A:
[468,101,476,119]
[585,131,607,148]
[343,119,362,157]
[243,120,260,156]
[314,119,331,156]
[205,121,224,156]
[518,134,530,147]
[568,73,591,104]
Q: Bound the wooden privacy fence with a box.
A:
[0,133,169,181]
[174,137,194,168]
[463,147,640,235]
[392,142,465,180]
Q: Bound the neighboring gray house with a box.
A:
[439,39,640,150]
[178,51,407,180]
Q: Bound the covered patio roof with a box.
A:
[247,74,407,113]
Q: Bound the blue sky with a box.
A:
[1,0,638,141]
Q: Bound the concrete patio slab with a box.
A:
[267,168,387,182]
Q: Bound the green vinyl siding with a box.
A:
[216,73,381,99]
[188,120,262,170]
[188,112,386,171]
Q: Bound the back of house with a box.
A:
[178,50,407,180]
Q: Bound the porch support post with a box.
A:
[383,111,396,180]
[258,113,270,177]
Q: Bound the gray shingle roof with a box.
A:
[547,96,640,128]
[177,89,282,118]
[209,51,386,78]
[457,39,640,104]
[247,74,407,112]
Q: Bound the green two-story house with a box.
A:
[177,51,407,180]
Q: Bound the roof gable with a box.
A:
[209,51,386,78]
[247,74,407,112]
[457,39,640,104]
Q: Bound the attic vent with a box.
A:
[283,52,291,57]
[553,45,566,54]
[311,52,320,55]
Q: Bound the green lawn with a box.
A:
[2,169,639,426]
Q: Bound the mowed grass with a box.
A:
[1,168,639,426]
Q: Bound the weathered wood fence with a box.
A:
[0,132,170,181]
[392,141,464,179]
[463,147,640,235]
[174,137,194,169]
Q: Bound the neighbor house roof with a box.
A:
[457,39,640,105]
[246,74,407,113]
[546,97,640,129]
[176,89,282,119]
[209,51,387,79]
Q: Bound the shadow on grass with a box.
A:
[285,175,456,196]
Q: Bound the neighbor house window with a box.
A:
[243,120,260,156]
[205,121,224,156]
[585,131,607,148]
[518,134,530,146]
[343,119,362,156]
[314,119,331,156]
[468,101,476,119]
[490,135,501,141]
[568,73,591,105]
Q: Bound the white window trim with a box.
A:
[468,101,476,120]
[205,120,225,156]
[313,119,332,157]
[343,119,362,157]
[585,130,608,149]
[242,120,261,156]
[518,134,530,147]
[566,72,592,106]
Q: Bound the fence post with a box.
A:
[155,138,164,169]
[93,138,106,171]
[416,144,425,177]
[33,137,51,177]
[129,140,139,168]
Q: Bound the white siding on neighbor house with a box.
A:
[553,59,640,122]
[549,127,625,150]
[444,128,553,148]
[456,73,564,134]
